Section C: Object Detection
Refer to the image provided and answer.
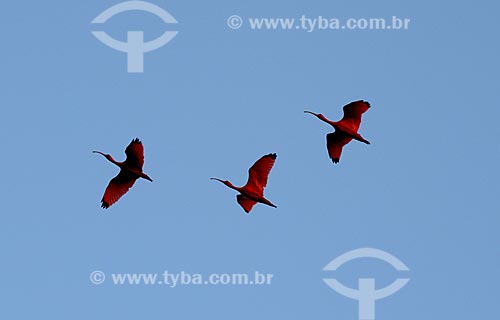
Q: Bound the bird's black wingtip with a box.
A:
[332,158,340,164]
[265,153,277,160]
[131,138,141,144]
[101,202,110,209]
[353,100,371,108]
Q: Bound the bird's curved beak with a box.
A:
[92,151,105,156]
[210,178,224,183]
[304,110,318,116]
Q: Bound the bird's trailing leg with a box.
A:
[260,197,277,208]
[351,133,371,145]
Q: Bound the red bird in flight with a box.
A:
[305,100,371,164]
[211,153,277,213]
[93,138,152,209]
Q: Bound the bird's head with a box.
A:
[304,110,333,125]
[210,177,235,188]
[211,178,238,191]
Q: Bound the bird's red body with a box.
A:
[305,100,371,163]
[93,138,152,209]
[212,153,277,213]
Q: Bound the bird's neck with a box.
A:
[317,114,337,127]
[106,155,122,167]
[224,181,241,192]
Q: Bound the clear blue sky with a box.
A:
[1,1,499,319]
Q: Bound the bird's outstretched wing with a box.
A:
[101,170,137,208]
[236,194,257,213]
[245,153,277,195]
[339,100,371,132]
[326,132,352,164]
[125,138,145,170]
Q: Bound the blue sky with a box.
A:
[0,1,499,319]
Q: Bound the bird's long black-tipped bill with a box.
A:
[92,151,108,158]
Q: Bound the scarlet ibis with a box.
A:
[305,100,371,164]
[211,153,277,213]
[93,138,152,209]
